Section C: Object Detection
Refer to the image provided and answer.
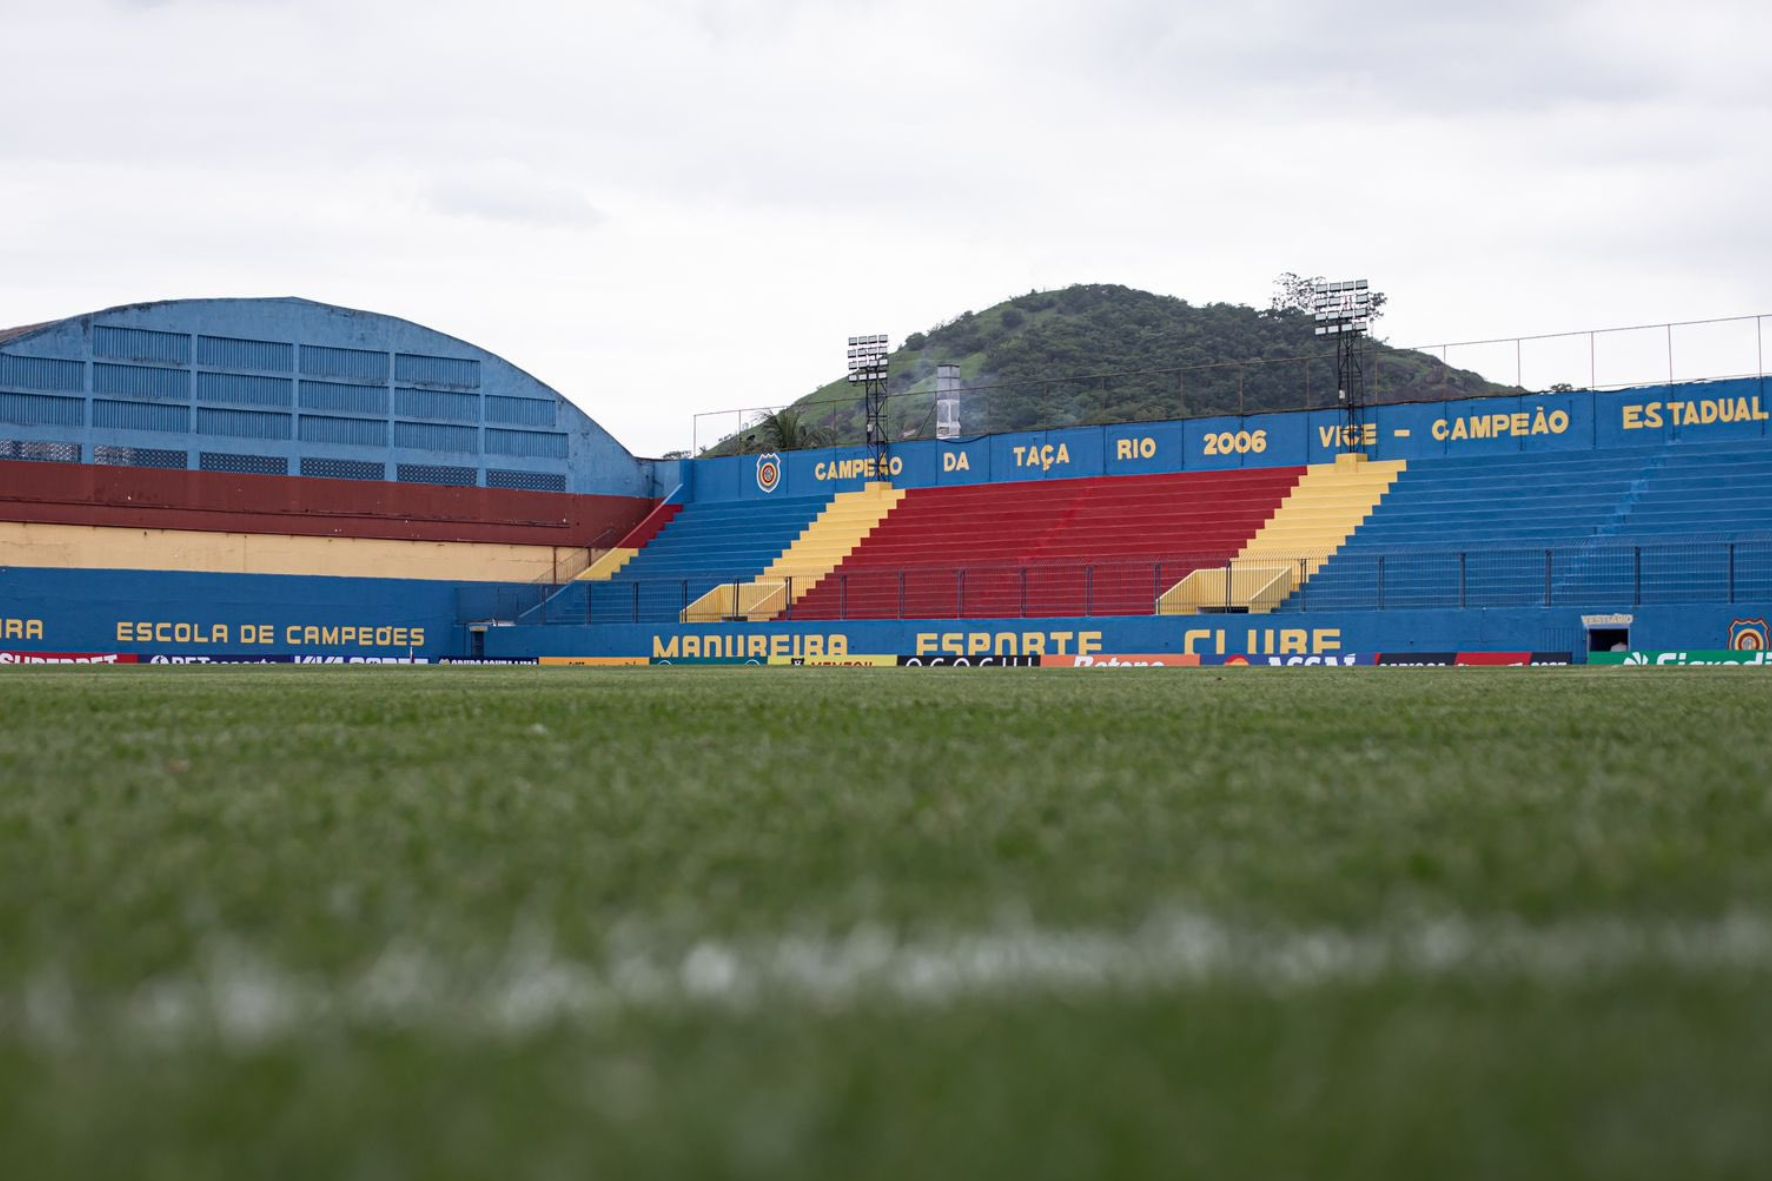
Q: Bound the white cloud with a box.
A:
[424,167,604,229]
[0,0,1767,453]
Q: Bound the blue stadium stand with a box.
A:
[1286,442,1772,610]
[587,494,836,623]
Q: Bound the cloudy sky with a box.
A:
[1,0,1767,454]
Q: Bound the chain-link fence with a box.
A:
[691,314,1770,456]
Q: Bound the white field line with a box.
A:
[7,911,1772,1049]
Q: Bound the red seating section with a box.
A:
[618,501,682,549]
[791,468,1304,619]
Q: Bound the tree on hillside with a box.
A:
[1269,272,1323,316]
[702,283,1494,456]
[1269,272,1388,322]
[754,407,831,452]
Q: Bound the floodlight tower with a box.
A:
[1311,279,1375,442]
[847,334,891,476]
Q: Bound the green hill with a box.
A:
[711,283,1509,454]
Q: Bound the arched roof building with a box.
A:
[0,297,649,498]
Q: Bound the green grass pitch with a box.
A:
[2,666,1771,1178]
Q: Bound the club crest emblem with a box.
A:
[1729,618,1769,652]
[755,452,782,494]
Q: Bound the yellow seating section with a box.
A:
[578,546,640,581]
[680,483,904,623]
[1159,455,1405,614]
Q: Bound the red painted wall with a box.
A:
[0,461,655,547]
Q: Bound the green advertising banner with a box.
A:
[1590,651,1772,667]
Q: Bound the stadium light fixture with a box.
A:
[1311,279,1373,337]
[848,332,892,474]
[847,334,890,384]
[1309,279,1375,444]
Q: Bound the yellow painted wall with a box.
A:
[0,521,583,583]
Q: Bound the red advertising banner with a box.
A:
[0,652,140,665]
[1376,652,1574,667]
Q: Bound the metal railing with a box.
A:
[495,538,1772,625]
[691,312,1770,456]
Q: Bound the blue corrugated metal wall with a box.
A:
[0,297,652,497]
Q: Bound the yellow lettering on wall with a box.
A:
[1115,437,1158,460]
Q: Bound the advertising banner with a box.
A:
[1042,654,1202,668]
[650,657,767,666]
[537,656,651,667]
[288,656,430,664]
[895,655,1041,667]
[1452,652,1575,666]
[1218,654,1372,666]
[1591,651,1772,667]
[0,651,139,665]
[145,655,295,664]
[1374,652,1573,666]
[436,658,541,665]
[778,655,900,667]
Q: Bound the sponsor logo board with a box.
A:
[0,651,139,665]
[896,655,1041,667]
[1374,652,1572,667]
[1219,654,1370,666]
[538,656,652,667]
[654,657,767,666]
[1453,652,1573,667]
[289,656,430,664]
[146,654,294,664]
[437,658,541,665]
[1594,650,1772,667]
[1043,654,1202,668]
[780,655,900,667]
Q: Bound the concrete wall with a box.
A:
[685,378,1772,502]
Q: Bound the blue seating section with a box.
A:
[521,436,1772,624]
[587,494,835,623]
[1608,440,1772,541]
[1292,441,1772,610]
